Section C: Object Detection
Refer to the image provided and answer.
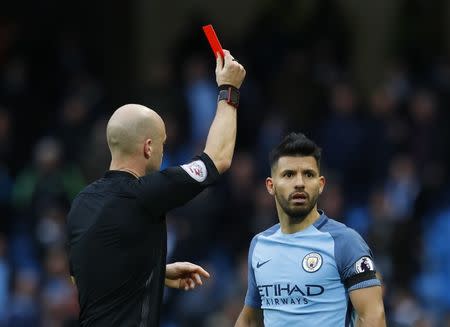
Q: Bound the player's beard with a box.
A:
[275,189,319,223]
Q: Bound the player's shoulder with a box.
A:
[249,223,280,247]
[254,223,280,240]
[316,214,365,244]
[248,223,280,257]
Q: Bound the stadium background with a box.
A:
[1,1,450,326]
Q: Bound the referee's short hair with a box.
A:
[269,132,322,171]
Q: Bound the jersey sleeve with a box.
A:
[244,235,262,308]
[137,152,220,215]
[334,228,381,292]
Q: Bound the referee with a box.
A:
[67,50,245,326]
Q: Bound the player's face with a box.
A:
[266,156,325,220]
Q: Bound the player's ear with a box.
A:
[318,175,326,195]
[266,177,275,196]
[144,139,152,159]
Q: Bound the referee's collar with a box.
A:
[104,170,138,179]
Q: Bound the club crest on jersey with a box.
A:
[302,252,323,273]
[181,160,207,182]
[355,257,375,273]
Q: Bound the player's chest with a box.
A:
[252,241,339,286]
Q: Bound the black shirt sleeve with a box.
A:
[136,152,220,216]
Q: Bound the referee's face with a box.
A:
[266,156,325,221]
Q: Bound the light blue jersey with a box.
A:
[245,211,380,326]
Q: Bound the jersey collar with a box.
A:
[313,210,329,230]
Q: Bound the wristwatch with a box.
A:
[218,85,240,108]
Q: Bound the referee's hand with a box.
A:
[216,49,246,89]
[165,262,210,291]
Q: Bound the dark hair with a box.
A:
[269,132,322,170]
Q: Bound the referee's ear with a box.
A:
[144,138,152,159]
[266,177,275,196]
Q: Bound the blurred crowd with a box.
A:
[2,4,450,327]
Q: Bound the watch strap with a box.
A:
[217,85,240,108]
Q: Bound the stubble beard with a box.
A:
[275,190,319,223]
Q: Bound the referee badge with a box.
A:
[302,252,323,273]
[181,160,207,182]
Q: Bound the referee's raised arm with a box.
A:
[204,49,246,173]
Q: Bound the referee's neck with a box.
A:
[109,159,146,177]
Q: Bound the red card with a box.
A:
[202,24,225,58]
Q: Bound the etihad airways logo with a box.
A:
[258,283,325,306]
[257,283,324,297]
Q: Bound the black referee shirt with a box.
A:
[67,153,219,326]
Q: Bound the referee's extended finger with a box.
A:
[183,262,210,278]
[193,266,210,278]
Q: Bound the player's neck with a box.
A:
[110,159,145,178]
[278,206,321,234]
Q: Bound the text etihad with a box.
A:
[258,283,325,297]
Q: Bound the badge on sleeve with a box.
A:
[181,160,208,182]
[355,257,375,273]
